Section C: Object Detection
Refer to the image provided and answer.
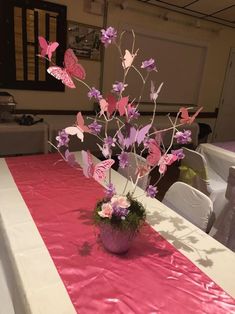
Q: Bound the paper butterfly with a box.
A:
[158,154,177,174]
[180,107,203,125]
[122,49,137,69]
[81,150,115,182]
[65,112,90,142]
[38,36,59,61]
[47,49,86,88]
[118,126,137,149]
[118,123,151,148]
[150,81,164,102]
[146,140,161,166]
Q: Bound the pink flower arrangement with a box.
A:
[38,27,202,230]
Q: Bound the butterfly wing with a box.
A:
[158,160,167,174]
[65,126,84,142]
[106,94,117,117]
[158,154,177,174]
[117,131,125,147]
[136,123,151,145]
[179,107,190,124]
[65,149,78,167]
[47,42,59,60]
[154,82,164,100]
[76,112,90,133]
[190,107,203,124]
[81,150,94,178]
[38,36,48,56]
[47,66,75,88]
[116,96,129,116]
[97,143,111,159]
[122,50,135,69]
[93,159,115,182]
[99,99,109,116]
[150,81,164,101]
[64,49,86,80]
[124,126,137,149]
[146,141,161,166]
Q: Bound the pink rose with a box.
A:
[110,195,130,208]
[98,202,113,219]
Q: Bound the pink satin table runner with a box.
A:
[6,154,235,314]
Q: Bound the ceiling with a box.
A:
[137,0,235,28]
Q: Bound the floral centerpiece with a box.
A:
[38,27,201,253]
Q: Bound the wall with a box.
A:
[1,0,103,111]
[1,0,235,115]
[104,1,235,114]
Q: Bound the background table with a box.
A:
[0,152,235,314]
[0,122,48,156]
[197,142,235,181]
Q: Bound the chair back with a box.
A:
[179,147,211,196]
[211,166,235,251]
[226,166,235,203]
[118,152,150,190]
[162,181,213,232]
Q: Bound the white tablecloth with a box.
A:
[0,152,235,314]
[0,122,48,156]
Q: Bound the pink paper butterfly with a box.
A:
[47,49,86,88]
[146,140,161,166]
[158,154,177,174]
[38,36,59,61]
[180,107,203,125]
[122,49,137,69]
[81,150,115,182]
[65,112,90,142]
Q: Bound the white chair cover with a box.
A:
[210,166,235,251]
[118,152,150,190]
[162,181,214,232]
[179,147,227,220]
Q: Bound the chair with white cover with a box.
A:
[162,181,214,233]
[210,166,235,251]
[179,147,227,221]
[118,152,150,190]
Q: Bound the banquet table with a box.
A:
[0,152,235,314]
[0,122,48,156]
[197,142,235,181]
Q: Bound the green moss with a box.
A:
[94,194,146,231]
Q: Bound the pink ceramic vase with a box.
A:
[99,223,136,254]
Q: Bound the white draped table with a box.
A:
[197,142,235,181]
[0,152,235,314]
[0,122,48,156]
